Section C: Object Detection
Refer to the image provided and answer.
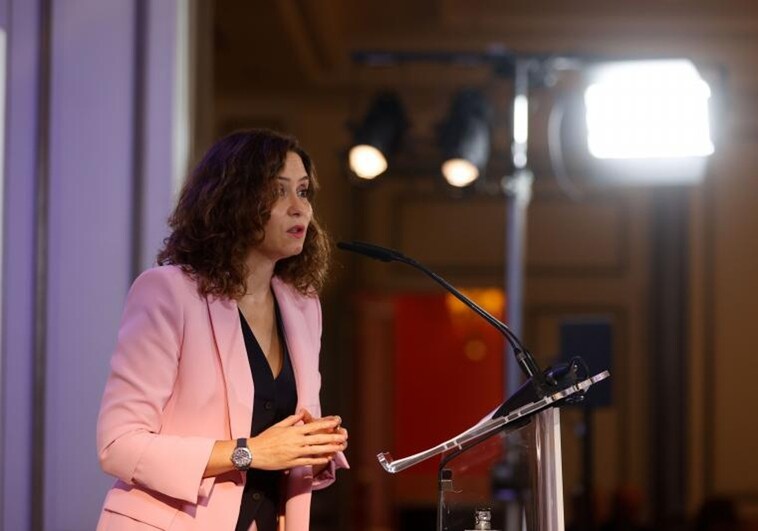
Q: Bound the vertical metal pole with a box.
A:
[504,58,534,398]
[504,58,569,531]
[501,57,535,531]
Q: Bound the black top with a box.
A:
[235,300,298,531]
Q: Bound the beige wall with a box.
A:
[691,115,758,519]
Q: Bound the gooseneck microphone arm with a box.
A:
[337,240,543,382]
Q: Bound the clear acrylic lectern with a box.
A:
[378,371,609,531]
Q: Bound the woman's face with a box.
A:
[254,151,313,263]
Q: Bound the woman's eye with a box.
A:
[297,188,310,198]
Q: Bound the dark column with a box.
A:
[649,187,689,527]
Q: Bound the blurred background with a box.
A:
[1,0,757,530]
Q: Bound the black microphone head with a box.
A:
[336,241,404,262]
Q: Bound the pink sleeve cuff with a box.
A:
[312,451,349,491]
[132,434,217,504]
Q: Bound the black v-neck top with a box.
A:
[235,301,298,531]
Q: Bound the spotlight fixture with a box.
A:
[349,92,407,180]
[438,89,493,188]
[585,59,714,160]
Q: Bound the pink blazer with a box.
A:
[96,266,348,530]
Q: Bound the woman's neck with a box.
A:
[241,252,276,301]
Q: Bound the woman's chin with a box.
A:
[278,245,305,261]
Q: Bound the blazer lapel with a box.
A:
[206,295,253,440]
[272,278,312,412]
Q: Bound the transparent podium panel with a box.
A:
[379,373,607,530]
[438,409,564,531]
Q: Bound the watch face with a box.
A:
[231,447,252,470]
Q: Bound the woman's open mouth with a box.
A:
[287,225,306,238]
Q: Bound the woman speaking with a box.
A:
[96,129,348,530]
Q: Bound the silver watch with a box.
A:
[231,438,252,471]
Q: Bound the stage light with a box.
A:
[349,92,407,180]
[348,145,387,180]
[585,60,714,160]
[438,89,492,188]
[441,159,479,187]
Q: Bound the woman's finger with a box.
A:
[298,443,345,457]
[292,456,332,467]
[303,433,347,446]
[274,411,306,427]
[298,416,340,434]
[304,442,346,453]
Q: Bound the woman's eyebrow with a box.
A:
[277,175,310,183]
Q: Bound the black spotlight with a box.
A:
[349,92,407,180]
[438,89,492,188]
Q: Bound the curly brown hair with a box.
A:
[157,128,330,299]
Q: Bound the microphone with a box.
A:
[336,241,404,262]
[337,240,548,391]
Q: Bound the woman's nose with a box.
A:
[287,195,305,215]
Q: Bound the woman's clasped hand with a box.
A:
[247,410,348,470]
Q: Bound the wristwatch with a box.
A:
[230,438,252,471]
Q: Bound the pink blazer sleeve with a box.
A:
[311,451,349,491]
[97,268,215,504]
